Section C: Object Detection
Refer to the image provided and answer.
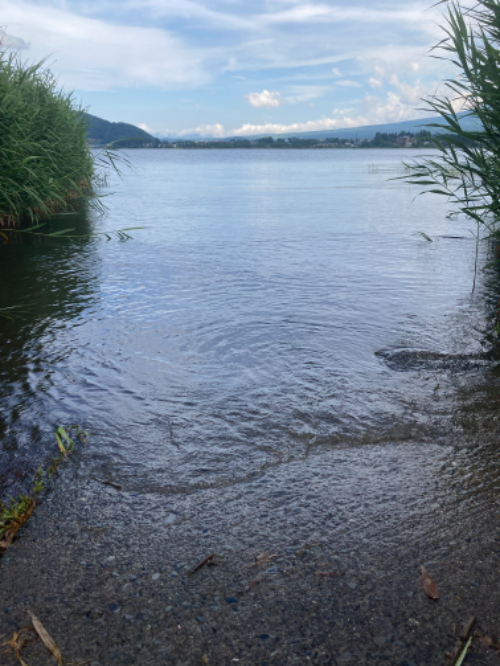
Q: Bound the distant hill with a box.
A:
[166,113,481,142]
[86,114,157,146]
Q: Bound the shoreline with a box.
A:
[1,437,499,665]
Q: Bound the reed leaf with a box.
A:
[403,0,500,242]
[0,52,102,228]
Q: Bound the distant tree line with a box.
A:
[106,129,472,150]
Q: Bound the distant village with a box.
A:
[106,130,437,150]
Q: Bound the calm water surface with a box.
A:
[1,149,498,495]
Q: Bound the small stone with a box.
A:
[225,597,238,604]
[107,556,116,562]
[165,606,174,612]
[471,581,480,587]
[195,616,204,623]
[170,572,178,578]
[124,615,133,621]
[173,562,186,570]
[339,651,352,662]
[346,581,357,590]
[152,573,160,581]
[266,566,278,574]
[258,634,270,640]
[207,604,221,610]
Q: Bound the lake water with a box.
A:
[0,149,498,496]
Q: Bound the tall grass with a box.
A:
[0,53,96,228]
[404,0,500,239]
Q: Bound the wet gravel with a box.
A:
[1,439,500,665]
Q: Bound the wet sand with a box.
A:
[1,438,499,665]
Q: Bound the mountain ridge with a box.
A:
[86,112,481,145]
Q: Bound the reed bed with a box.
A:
[404,0,500,239]
[0,53,95,228]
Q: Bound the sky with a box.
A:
[0,0,456,137]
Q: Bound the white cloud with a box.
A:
[174,85,435,138]
[264,3,441,32]
[369,77,383,88]
[1,1,208,90]
[331,67,341,77]
[178,123,226,137]
[138,122,154,133]
[245,89,282,108]
[0,28,30,50]
[336,80,362,88]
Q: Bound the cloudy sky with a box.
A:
[1,0,454,137]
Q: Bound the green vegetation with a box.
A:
[0,425,87,551]
[86,113,157,146]
[0,53,105,228]
[115,129,441,150]
[107,135,161,149]
[404,0,500,237]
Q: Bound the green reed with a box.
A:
[0,53,98,228]
[403,1,500,240]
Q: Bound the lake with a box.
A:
[0,148,497,495]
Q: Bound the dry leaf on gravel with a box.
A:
[28,610,62,665]
[2,627,34,666]
[250,552,277,567]
[421,566,439,600]
[188,553,215,578]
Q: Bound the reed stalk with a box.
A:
[404,0,500,239]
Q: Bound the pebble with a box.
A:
[170,572,178,578]
[165,606,174,612]
[124,614,133,621]
[346,581,357,590]
[107,556,116,562]
[173,562,186,570]
[225,597,238,604]
[152,573,160,581]
[207,604,221,610]
[339,651,352,662]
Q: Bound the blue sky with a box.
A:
[1,0,454,137]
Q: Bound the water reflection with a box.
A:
[1,149,500,503]
[0,209,100,496]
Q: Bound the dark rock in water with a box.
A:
[375,348,486,372]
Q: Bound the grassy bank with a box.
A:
[0,53,95,228]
